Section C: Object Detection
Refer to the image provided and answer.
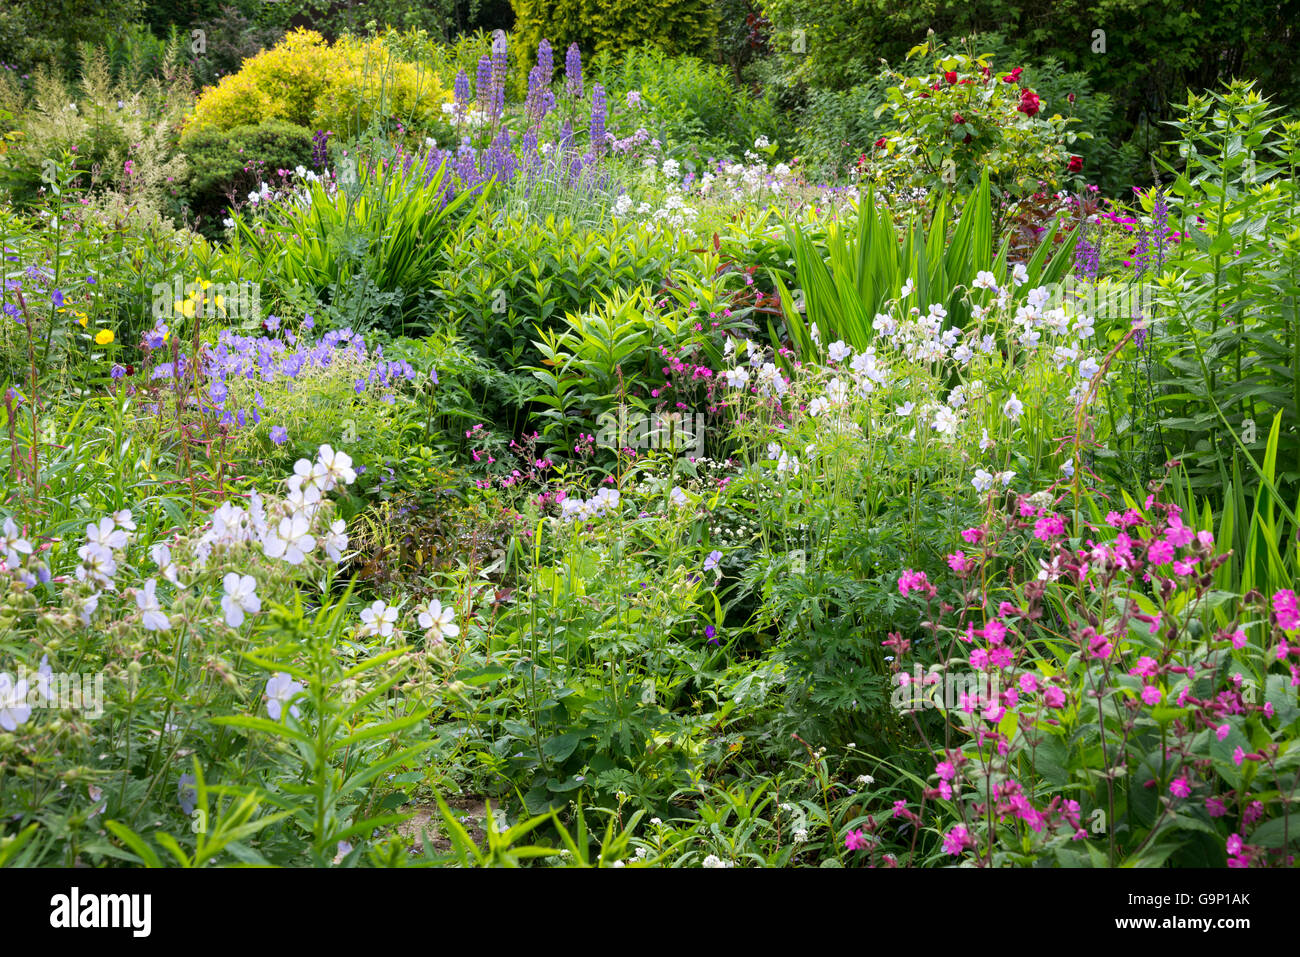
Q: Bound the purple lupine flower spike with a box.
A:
[565,43,582,99]
[589,83,607,155]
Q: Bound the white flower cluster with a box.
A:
[558,486,622,522]
[65,445,356,638]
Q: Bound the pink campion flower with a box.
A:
[960,527,985,545]
[1148,612,1163,635]
[898,569,934,597]
[1216,724,1231,741]
[989,646,1014,668]
[1141,684,1162,706]
[1019,500,1040,518]
[845,828,870,851]
[936,760,956,781]
[1206,796,1227,818]
[1273,590,1300,632]
[970,647,990,670]
[1000,687,1020,708]
[1177,685,1191,707]
[1147,538,1175,564]
[1085,628,1112,659]
[1230,629,1248,649]
[1264,701,1275,718]
[942,826,972,856]
[1034,513,1066,540]
[1164,516,1195,548]
[1019,672,1039,693]
[938,780,953,800]
[983,620,1007,645]
[998,601,1019,617]
[1173,558,1197,576]
[1197,530,1214,548]
[1044,686,1066,708]
[1169,777,1191,798]
[947,551,971,573]
[1226,833,1244,856]
[1130,656,1158,678]
[1233,746,1246,766]
[1243,800,1264,826]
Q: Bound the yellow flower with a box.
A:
[75,312,88,328]
[95,329,114,345]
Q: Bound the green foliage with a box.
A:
[869,40,1085,201]
[511,0,720,61]
[771,171,1079,359]
[1141,84,1300,504]
[590,47,787,157]
[222,153,489,336]
[181,120,315,236]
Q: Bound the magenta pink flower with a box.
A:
[1206,796,1226,818]
[942,825,972,856]
[1033,513,1066,540]
[947,551,971,573]
[1141,684,1161,705]
[1273,590,1299,632]
[1169,777,1191,798]
[1044,686,1066,708]
[1129,656,1158,678]
[1147,539,1175,564]
[845,828,870,851]
[936,760,956,781]
[1019,672,1038,693]
[960,527,985,544]
[1215,723,1230,741]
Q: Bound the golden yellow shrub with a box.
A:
[183,29,447,139]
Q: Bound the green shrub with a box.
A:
[511,0,719,62]
[181,119,315,235]
[590,47,787,158]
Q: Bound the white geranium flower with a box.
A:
[76,543,116,587]
[359,600,399,638]
[136,578,170,632]
[0,673,32,731]
[418,599,459,642]
[932,405,959,438]
[86,516,128,551]
[972,469,995,493]
[265,672,303,721]
[264,514,316,566]
[827,340,851,363]
[1,517,32,565]
[1003,393,1024,421]
[317,444,356,488]
[221,573,260,628]
[322,519,348,563]
[724,367,750,389]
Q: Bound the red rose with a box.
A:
[953,113,966,124]
[919,92,930,99]
[1017,89,1041,117]
[944,71,958,84]
[1067,155,1083,172]
[875,136,887,149]
[1003,67,1024,83]
[980,65,992,78]
[1067,92,1076,104]
[962,133,973,144]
